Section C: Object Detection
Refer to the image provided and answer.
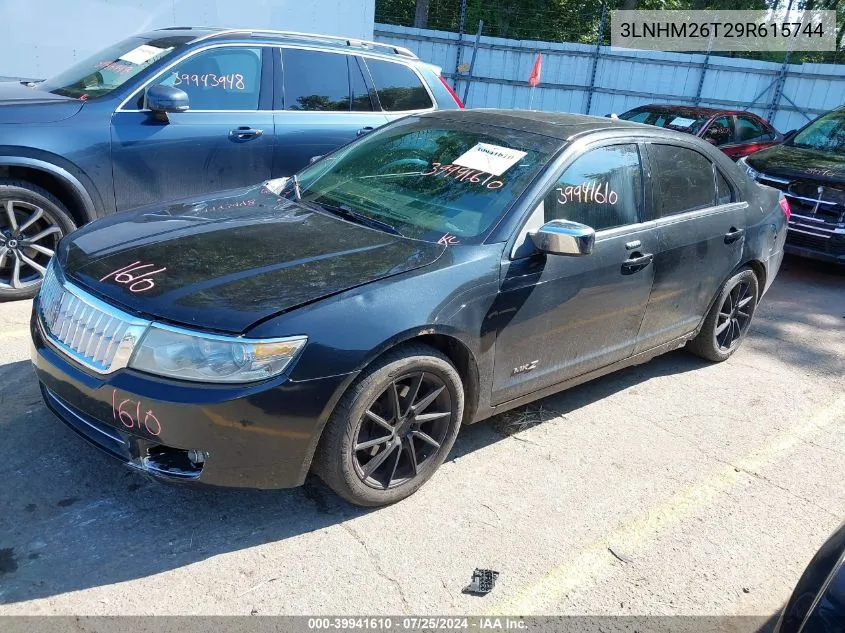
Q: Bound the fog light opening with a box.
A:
[142,446,205,480]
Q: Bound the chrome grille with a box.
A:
[756,172,845,243]
[37,265,149,374]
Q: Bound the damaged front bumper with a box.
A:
[30,312,353,489]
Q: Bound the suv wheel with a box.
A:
[314,344,464,506]
[0,179,76,301]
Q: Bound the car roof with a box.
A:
[625,104,757,118]
[142,26,420,62]
[423,108,685,142]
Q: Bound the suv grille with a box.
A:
[37,265,149,374]
[757,173,845,244]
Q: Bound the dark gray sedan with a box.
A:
[31,110,787,505]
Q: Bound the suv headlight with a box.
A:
[129,324,307,383]
[737,156,760,181]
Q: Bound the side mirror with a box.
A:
[530,220,595,256]
[146,85,190,117]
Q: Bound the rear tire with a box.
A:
[313,344,464,507]
[687,268,759,362]
[0,179,76,301]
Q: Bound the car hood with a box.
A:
[746,143,845,182]
[0,82,84,123]
[61,185,447,334]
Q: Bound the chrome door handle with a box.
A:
[229,127,263,141]
[622,252,653,274]
[724,227,745,244]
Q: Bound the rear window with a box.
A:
[365,59,432,111]
[292,117,560,243]
[648,144,716,218]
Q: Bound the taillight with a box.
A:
[779,196,791,221]
[438,75,465,108]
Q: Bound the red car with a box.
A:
[618,105,783,160]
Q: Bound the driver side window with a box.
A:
[147,47,263,111]
[544,144,643,232]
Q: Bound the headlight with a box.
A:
[737,156,760,181]
[129,324,307,383]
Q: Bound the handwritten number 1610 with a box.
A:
[112,389,162,436]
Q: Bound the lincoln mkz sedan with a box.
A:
[30,110,788,506]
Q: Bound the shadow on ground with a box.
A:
[0,352,708,605]
[741,255,845,377]
[0,257,839,605]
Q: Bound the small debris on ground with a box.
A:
[491,404,561,436]
[608,546,633,564]
[463,568,499,595]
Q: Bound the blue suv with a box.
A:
[0,27,462,299]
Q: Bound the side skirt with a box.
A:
[470,332,697,424]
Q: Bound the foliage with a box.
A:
[375,0,844,64]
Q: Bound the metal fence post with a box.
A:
[453,0,468,91]
[766,0,795,123]
[462,20,484,106]
[694,36,713,106]
[585,2,607,115]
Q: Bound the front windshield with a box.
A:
[620,109,709,135]
[791,110,845,154]
[39,35,191,100]
[291,118,561,244]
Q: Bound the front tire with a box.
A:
[687,268,759,362]
[314,344,464,507]
[0,179,76,301]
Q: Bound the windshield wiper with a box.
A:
[308,202,402,236]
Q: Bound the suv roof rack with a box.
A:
[187,28,418,59]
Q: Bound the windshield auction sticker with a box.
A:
[668,117,696,128]
[611,10,836,51]
[119,44,165,65]
[453,144,528,177]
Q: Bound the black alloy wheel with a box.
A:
[687,267,759,362]
[714,278,754,352]
[352,371,452,490]
[314,344,464,506]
